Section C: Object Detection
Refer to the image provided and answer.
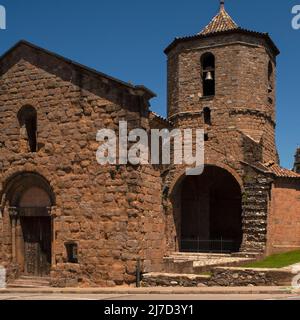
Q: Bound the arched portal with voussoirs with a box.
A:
[171,165,243,253]
[2,172,55,277]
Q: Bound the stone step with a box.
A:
[168,252,232,259]
[19,275,51,281]
[231,252,262,259]
[163,252,255,274]
[16,279,51,285]
[8,283,50,289]
[8,276,51,288]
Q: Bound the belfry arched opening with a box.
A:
[175,166,243,253]
[3,172,54,277]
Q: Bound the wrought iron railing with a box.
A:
[180,238,240,254]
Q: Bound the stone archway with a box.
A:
[3,172,55,277]
[174,165,243,253]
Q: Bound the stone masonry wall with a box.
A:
[164,31,279,254]
[0,43,164,287]
[141,267,293,287]
[241,168,272,253]
[167,32,278,166]
[267,179,300,255]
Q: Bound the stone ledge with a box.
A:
[0,286,296,295]
[141,267,295,288]
[213,266,292,272]
[210,267,294,287]
[141,272,210,287]
[0,287,300,298]
[143,272,210,280]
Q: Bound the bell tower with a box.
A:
[165,1,280,164]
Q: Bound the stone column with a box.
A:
[9,207,18,263]
[240,175,272,253]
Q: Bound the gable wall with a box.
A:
[0,46,165,287]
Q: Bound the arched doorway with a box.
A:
[178,166,242,253]
[4,173,54,277]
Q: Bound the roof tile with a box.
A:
[262,161,300,179]
[200,4,238,35]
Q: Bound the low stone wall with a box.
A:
[141,273,210,287]
[209,267,293,287]
[141,267,294,287]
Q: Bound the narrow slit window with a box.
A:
[17,105,37,152]
[203,107,212,125]
[268,61,273,93]
[65,242,78,263]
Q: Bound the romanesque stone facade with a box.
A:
[161,4,300,257]
[0,3,299,287]
[0,41,165,286]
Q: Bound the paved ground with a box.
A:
[0,292,300,300]
[0,286,299,300]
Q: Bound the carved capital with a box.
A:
[48,207,57,218]
[8,207,18,219]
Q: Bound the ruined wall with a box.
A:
[267,179,300,255]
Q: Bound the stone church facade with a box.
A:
[0,3,299,287]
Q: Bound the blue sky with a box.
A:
[0,0,299,169]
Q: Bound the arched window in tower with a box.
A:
[201,53,215,97]
[17,105,38,153]
[203,107,212,125]
[268,61,273,93]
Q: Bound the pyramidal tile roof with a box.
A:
[164,2,280,56]
[200,2,238,35]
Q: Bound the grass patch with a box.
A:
[201,272,212,277]
[243,250,300,269]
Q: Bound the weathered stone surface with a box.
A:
[141,267,294,288]
[141,272,210,288]
[209,267,294,287]
[1,5,300,289]
[0,42,165,287]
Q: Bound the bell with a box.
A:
[205,71,213,81]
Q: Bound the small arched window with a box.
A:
[17,105,37,153]
[203,107,212,125]
[201,53,215,97]
[268,61,273,93]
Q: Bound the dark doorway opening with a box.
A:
[21,216,51,277]
[4,173,54,278]
[180,166,242,253]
